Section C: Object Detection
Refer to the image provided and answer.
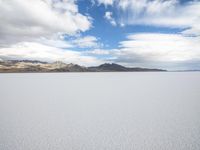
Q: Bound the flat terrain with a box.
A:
[0,72,200,150]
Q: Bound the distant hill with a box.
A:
[88,63,165,72]
[0,60,166,73]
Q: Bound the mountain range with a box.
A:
[0,60,166,73]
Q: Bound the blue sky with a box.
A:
[78,0,182,49]
[0,0,200,70]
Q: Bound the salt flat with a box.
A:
[0,72,200,150]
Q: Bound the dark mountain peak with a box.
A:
[89,63,166,72]
[96,63,127,71]
[99,63,125,68]
[67,63,78,67]
[89,63,129,72]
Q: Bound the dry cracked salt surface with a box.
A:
[0,72,200,150]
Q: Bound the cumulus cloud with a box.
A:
[0,0,92,46]
[104,12,117,26]
[0,42,101,66]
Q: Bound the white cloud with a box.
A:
[0,0,92,46]
[117,0,177,14]
[99,0,200,36]
[72,36,100,48]
[107,33,200,69]
[91,0,96,6]
[119,33,200,62]
[85,49,111,55]
[97,0,114,6]
[0,42,102,66]
[104,12,117,26]
[40,35,102,49]
[39,35,73,49]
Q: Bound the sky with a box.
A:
[0,0,200,70]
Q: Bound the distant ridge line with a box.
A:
[0,60,167,73]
